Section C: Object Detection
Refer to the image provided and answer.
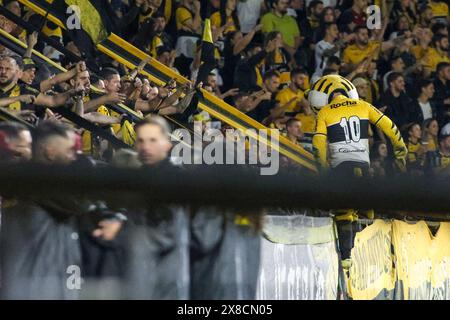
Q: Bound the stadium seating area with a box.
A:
[0,0,449,300]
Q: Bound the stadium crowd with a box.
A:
[0,0,449,300]
[0,0,448,174]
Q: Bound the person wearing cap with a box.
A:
[20,58,39,87]
[425,123,450,175]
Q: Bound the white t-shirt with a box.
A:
[419,101,433,121]
[237,0,264,34]
[312,40,339,82]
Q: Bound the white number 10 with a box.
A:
[339,116,361,143]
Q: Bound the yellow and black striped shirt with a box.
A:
[313,95,405,169]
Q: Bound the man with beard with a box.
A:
[422,35,450,78]
[76,67,127,156]
[0,56,85,121]
[275,68,310,117]
[68,68,122,126]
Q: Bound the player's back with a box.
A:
[316,95,373,167]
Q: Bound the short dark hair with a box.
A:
[354,25,369,34]
[437,62,450,73]
[271,0,285,8]
[432,34,447,46]
[323,22,336,32]
[90,73,103,85]
[264,31,281,46]
[134,115,171,139]
[432,22,447,35]
[263,70,280,82]
[407,122,421,134]
[390,55,403,66]
[100,67,120,81]
[323,68,338,76]
[286,118,301,129]
[156,46,171,56]
[418,79,433,91]
[152,12,166,20]
[328,55,341,66]
[309,0,324,10]
[33,121,73,155]
[387,72,403,85]
[245,42,262,54]
[290,67,308,78]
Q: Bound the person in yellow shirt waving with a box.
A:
[342,26,402,74]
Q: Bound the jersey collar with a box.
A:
[0,81,18,95]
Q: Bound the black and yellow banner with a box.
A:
[196,17,216,86]
[17,0,109,44]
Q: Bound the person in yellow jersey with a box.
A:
[342,26,402,74]
[0,55,84,122]
[309,74,407,260]
[309,74,408,176]
[422,34,450,77]
[275,67,309,115]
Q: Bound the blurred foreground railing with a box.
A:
[0,163,449,214]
